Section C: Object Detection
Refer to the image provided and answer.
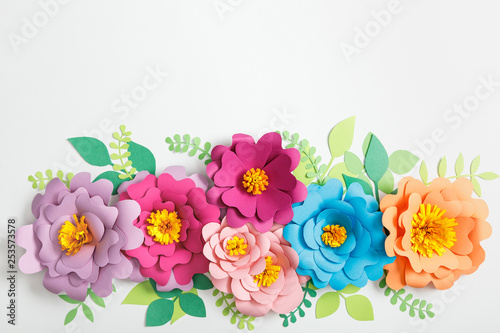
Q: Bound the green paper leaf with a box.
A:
[343,175,373,196]
[89,290,105,308]
[68,137,112,167]
[327,162,356,187]
[389,150,419,175]
[419,161,428,184]
[146,299,174,327]
[438,157,447,177]
[316,292,340,319]
[192,274,213,290]
[345,295,374,321]
[122,280,161,305]
[128,141,156,174]
[179,293,206,317]
[82,303,94,323]
[339,284,361,294]
[362,132,373,156]
[344,151,363,175]
[455,153,464,176]
[364,134,389,183]
[477,172,499,180]
[471,177,482,196]
[64,308,78,325]
[94,171,124,195]
[59,294,81,304]
[379,170,395,194]
[470,155,481,174]
[328,116,356,159]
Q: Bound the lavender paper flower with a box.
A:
[16,173,144,301]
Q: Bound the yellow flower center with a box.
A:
[321,224,347,248]
[242,168,269,195]
[411,204,457,258]
[147,209,182,245]
[226,236,247,256]
[58,214,93,256]
[253,256,281,287]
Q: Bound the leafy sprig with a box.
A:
[60,286,114,325]
[379,276,434,319]
[28,169,74,190]
[279,279,317,327]
[110,125,136,180]
[213,290,255,330]
[419,154,499,196]
[165,134,212,165]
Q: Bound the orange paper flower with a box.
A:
[380,177,491,290]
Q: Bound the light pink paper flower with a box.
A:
[202,218,305,317]
[121,166,220,290]
[16,173,144,301]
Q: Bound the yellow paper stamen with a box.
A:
[321,224,347,248]
[253,256,281,287]
[411,204,457,257]
[58,214,93,256]
[242,168,269,195]
[226,236,247,256]
[147,209,182,245]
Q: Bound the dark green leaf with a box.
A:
[192,274,213,290]
[364,134,389,183]
[68,137,112,167]
[146,299,174,327]
[128,141,156,174]
[179,293,206,317]
[150,279,182,298]
[343,175,373,196]
[94,171,124,195]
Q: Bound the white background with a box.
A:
[1,1,500,332]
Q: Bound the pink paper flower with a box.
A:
[16,173,144,301]
[206,132,307,233]
[202,218,306,317]
[120,166,220,291]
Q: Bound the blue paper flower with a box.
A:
[283,178,394,290]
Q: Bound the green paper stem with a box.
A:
[279,280,316,327]
[214,290,255,330]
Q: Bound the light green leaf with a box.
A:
[339,284,361,294]
[344,151,363,175]
[82,303,94,323]
[364,134,389,183]
[379,170,395,195]
[471,177,482,196]
[438,156,447,177]
[328,116,356,159]
[89,290,105,308]
[293,144,314,186]
[316,292,340,319]
[419,161,428,184]
[327,162,355,187]
[470,155,480,174]
[59,294,81,304]
[170,298,186,325]
[68,137,112,167]
[64,308,78,325]
[345,295,374,321]
[455,153,464,176]
[389,150,419,174]
[477,172,499,180]
[122,280,161,306]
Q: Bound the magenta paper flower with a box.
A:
[120,166,220,291]
[16,173,144,301]
[202,217,306,317]
[206,132,307,233]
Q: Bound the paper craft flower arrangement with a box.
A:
[18,118,497,329]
